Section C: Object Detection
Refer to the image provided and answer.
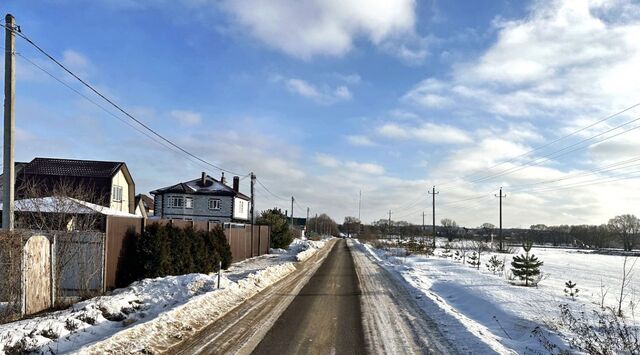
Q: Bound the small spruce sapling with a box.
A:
[564,280,579,300]
[440,243,453,258]
[467,251,481,269]
[486,255,505,274]
[511,240,544,287]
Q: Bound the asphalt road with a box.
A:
[252,239,367,355]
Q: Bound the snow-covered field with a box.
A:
[0,238,328,354]
[361,239,640,354]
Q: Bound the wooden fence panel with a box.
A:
[56,233,104,297]
[23,235,51,315]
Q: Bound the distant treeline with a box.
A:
[353,214,639,251]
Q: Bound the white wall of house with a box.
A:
[233,197,250,220]
[110,169,130,212]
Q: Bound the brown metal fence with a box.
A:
[102,219,271,287]
[104,216,143,290]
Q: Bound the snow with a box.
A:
[0,238,327,354]
[0,197,140,217]
[360,240,640,354]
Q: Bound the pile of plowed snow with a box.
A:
[0,238,327,354]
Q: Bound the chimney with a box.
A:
[220,172,226,184]
[201,172,206,186]
[233,176,240,192]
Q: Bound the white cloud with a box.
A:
[315,153,341,168]
[315,153,384,175]
[170,110,202,126]
[405,1,640,119]
[62,50,90,73]
[283,77,352,104]
[220,0,421,60]
[345,161,385,175]
[377,122,472,144]
[346,135,376,147]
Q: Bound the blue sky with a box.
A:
[3,0,640,227]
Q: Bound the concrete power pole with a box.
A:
[428,186,439,248]
[290,196,294,226]
[3,14,16,231]
[250,172,255,257]
[306,207,309,237]
[358,190,361,221]
[387,210,392,240]
[495,187,507,251]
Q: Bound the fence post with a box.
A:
[50,233,56,307]
[217,260,222,289]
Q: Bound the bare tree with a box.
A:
[0,231,22,323]
[18,178,105,305]
[617,256,639,317]
[441,218,459,242]
[608,215,640,252]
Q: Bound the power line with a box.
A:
[255,178,289,202]
[13,52,220,173]
[508,155,640,190]
[436,101,640,188]
[1,22,245,176]
[464,115,640,185]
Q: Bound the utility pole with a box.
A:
[495,187,507,252]
[358,190,362,221]
[428,186,439,248]
[290,196,294,226]
[250,172,255,257]
[387,210,392,240]
[306,207,309,237]
[3,14,16,231]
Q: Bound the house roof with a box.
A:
[150,174,250,200]
[22,157,125,179]
[0,197,140,217]
[135,194,154,210]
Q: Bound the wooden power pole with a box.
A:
[428,186,439,248]
[3,14,16,231]
[495,187,507,251]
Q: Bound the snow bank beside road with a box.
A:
[0,238,327,354]
[293,239,327,261]
[360,241,640,354]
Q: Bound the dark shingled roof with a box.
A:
[151,174,250,200]
[135,194,154,210]
[23,158,124,178]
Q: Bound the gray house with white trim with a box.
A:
[150,172,251,223]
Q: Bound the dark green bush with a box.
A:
[117,223,233,285]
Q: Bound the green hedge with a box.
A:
[117,224,232,287]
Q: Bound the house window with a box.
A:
[238,200,244,214]
[168,196,184,208]
[185,197,193,209]
[208,198,221,210]
[112,185,123,202]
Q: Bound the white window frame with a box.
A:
[112,185,123,202]
[185,197,193,209]
[208,198,221,210]
[168,196,184,208]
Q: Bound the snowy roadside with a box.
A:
[357,239,640,354]
[0,238,328,354]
